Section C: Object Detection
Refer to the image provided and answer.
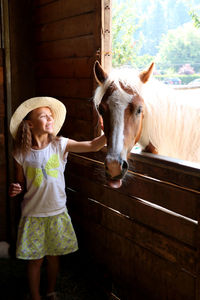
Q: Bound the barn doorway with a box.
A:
[0,1,9,241]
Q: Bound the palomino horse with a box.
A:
[93,61,200,188]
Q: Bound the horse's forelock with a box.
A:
[111,68,142,95]
[94,68,141,107]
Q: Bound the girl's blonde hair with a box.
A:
[14,120,32,156]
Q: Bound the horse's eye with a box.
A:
[136,106,142,115]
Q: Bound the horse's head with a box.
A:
[93,61,154,188]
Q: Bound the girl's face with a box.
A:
[28,107,54,135]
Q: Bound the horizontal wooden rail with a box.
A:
[66,150,200,300]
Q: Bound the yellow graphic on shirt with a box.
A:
[27,154,59,187]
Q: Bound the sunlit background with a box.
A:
[112,0,200,86]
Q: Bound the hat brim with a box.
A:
[10,97,67,139]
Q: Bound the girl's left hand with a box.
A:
[9,183,22,197]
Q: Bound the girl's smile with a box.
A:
[28,107,54,135]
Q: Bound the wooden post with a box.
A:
[196,198,200,300]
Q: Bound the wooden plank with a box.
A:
[106,231,195,300]
[34,0,57,7]
[0,118,5,135]
[0,67,3,85]
[70,211,196,300]
[92,0,102,86]
[196,191,200,299]
[0,97,5,116]
[67,154,198,220]
[36,78,93,99]
[68,195,196,300]
[102,0,112,72]
[82,150,200,192]
[60,98,99,139]
[0,186,7,240]
[59,117,95,141]
[34,0,96,24]
[0,49,3,66]
[129,152,200,192]
[61,97,94,120]
[34,0,102,141]
[0,14,7,241]
[67,189,196,274]
[35,57,94,79]
[0,164,6,183]
[124,172,198,220]
[36,35,95,60]
[35,12,95,42]
[68,172,196,247]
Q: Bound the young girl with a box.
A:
[9,96,106,300]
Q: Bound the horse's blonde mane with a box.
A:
[141,80,200,163]
[94,67,200,163]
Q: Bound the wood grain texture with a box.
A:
[34,0,96,24]
[66,150,200,300]
[35,13,95,42]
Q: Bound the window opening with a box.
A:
[111,0,200,156]
[112,0,200,84]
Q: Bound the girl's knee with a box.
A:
[46,255,59,262]
[28,257,44,268]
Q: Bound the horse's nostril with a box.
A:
[122,160,128,170]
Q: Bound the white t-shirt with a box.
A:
[14,137,69,217]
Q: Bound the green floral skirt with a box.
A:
[16,209,78,260]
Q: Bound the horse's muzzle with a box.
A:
[105,159,129,188]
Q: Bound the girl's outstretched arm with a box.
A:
[9,160,25,197]
[65,134,106,154]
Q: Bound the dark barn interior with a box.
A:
[0,1,200,299]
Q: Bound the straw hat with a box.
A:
[10,96,67,139]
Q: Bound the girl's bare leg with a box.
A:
[27,258,44,300]
[46,255,59,294]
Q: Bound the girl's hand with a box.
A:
[9,183,22,197]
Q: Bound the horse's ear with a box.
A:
[140,62,154,83]
[94,61,108,85]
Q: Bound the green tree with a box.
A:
[112,0,155,68]
[190,10,200,28]
[112,0,200,70]
[112,0,140,67]
[156,23,200,72]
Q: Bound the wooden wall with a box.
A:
[0,0,36,242]
[6,0,36,111]
[33,0,111,140]
[2,3,200,299]
[0,46,7,240]
[2,0,111,242]
[66,150,200,300]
